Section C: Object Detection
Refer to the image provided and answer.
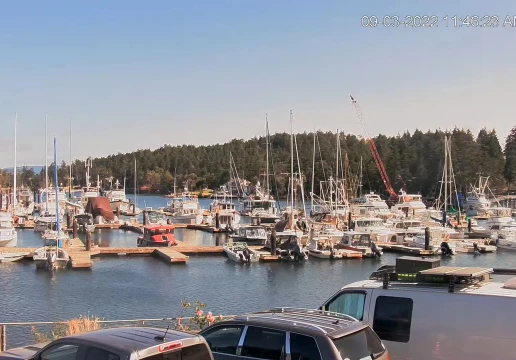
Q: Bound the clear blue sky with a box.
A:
[1,0,515,167]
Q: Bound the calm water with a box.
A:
[2,195,516,347]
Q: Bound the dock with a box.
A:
[378,244,435,256]
[185,224,229,233]
[250,247,280,262]
[152,248,189,264]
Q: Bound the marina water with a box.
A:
[2,195,516,347]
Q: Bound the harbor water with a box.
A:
[2,195,516,347]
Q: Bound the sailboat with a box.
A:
[33,137,70,270]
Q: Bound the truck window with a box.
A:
[84,346,120,360]
[39,343,80,360]
[289,333,321,360]
[325,292,365,321]
[373,296,413,343]
[332,327,385,360]
[201,325,244,355]
[240,326,286,360]
[142,344,212,360]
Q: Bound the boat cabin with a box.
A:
[339,231,374,248]
[137,224,176,247]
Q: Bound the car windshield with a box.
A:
[332,327,385,360]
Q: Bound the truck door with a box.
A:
[320,289,371,322]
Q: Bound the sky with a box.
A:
[0,0,515,167]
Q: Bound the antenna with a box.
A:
[154,323,171,342]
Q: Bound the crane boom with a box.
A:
[350,95,398,200]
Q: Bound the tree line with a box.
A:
[2,126,516,199]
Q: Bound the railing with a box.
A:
[0,315,236,352]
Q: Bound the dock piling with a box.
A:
[66,212,72,229]
[143,211,148,226]
[468,218,472,233]
[73,218,78,239]
[85,231,92,251]
[424,227,430,250]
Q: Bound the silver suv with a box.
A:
[0,327,213,360]
[200,308,389,360]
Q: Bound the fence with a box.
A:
[0,315,235,352]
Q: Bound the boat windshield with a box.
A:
[350,234,371,246]
[356,220,384,228]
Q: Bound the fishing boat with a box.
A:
[137,224,177,247]
[33,137,70,270]
[223,242,259,262]
[165,190,202,224]
[0,212,17,247]
[306,237,343,259]
[229,225,267,246]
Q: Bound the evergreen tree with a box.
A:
[504,126,516,190]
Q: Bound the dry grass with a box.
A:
[65,316,101,336]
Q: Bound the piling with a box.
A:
[85,230,92,251]
[468,218,472,233]
[215,212,220,229]
[73,219,78,238]
[143,211,148,226]
[116,205,120,218]
[0,192,3,210]
[66,212,72,229]
[167,218,172,225]
[424,227,430,250]
[442,211,447,227]
[348,212,352,230]
[270,230,277,255]
[0,324,5,352]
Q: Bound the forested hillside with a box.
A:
[3,126,516,199]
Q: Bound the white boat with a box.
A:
[350,192,390,216]
[223,242,260,262]
[0,212,18,247]
[34,212,62,232]
[165,191,202,224]
[0,253,26,263]
[494,229,516,251]
[306,237,343,259]
[33,136,70,271]
[391,190,427,216]
[229,225,267,246]
[210,200,241,229]
[337,231,382,258]
[268,234,309,262]
[464,175,491,215]
[352,217,397,243]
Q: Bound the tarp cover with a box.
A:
[85,197,115,221]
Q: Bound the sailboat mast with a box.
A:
[45,113,49,212]
[444,136,448,213]
[335,129,339,214]
[289,110,294,220]
[265,114,269,197]
[54,136,60,234]
[13,113,17,209]
[134,158,137,207]
[311,127,316,213]
[69,123,72,198]
[359,156,363,197]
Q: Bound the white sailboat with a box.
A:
[33,137,70,270]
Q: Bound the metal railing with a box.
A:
[0,315,236,352]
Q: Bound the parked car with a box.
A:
[199,308,389,360]
[0,326,213,360]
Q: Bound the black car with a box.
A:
[200,308,389,360]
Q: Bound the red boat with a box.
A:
[137,224,177,247]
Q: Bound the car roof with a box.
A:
[60,327,199,354]
[205,309,367,339]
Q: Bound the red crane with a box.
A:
[350,95,398,201]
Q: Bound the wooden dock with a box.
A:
[186,224,229,233]
[152,248,189,264]
[14,220,35,229]
[250,247,280,262]
[378,244,435,256]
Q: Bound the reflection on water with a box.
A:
[3,196,516,347]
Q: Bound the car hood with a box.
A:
[0,343,48,359]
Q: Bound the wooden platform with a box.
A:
[186,224,229,233]
[94,223,122,229]
[152,248,189,264]
[250,247,280,262]
[14,220,35,229]
[378,244,435,256]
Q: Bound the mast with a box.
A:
[45,113,49,212]
[54,136,60,234]
[359,156,363,197]
[311,127,316,213]
[335,129,339,214]
[69,122,72,198]
[13,113,17,210]
[134,158,137,208]
[265,114,269,197]
[444,136,448,213]
[289,110,294,223]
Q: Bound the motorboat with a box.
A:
[0,253,26,263]
[352,217,397,243]
[391,191,427,216]
[33,230,70,270]
[229,225,267,246]
[210,200,241,229]
[265,234,308,262]
[0,212,17,247]
[223,242,260,262]
[337,231,382,258]
[74,213,95,233]
[165,191,202,224]
[306,237,343,259]
[137,224,177,247]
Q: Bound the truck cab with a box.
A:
[320,257,516,360]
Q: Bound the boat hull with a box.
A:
[223,245,259,262]
[33,247,70,270]
[0,235,18,248]
[308,249,342,259]
[228,236,265,246]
